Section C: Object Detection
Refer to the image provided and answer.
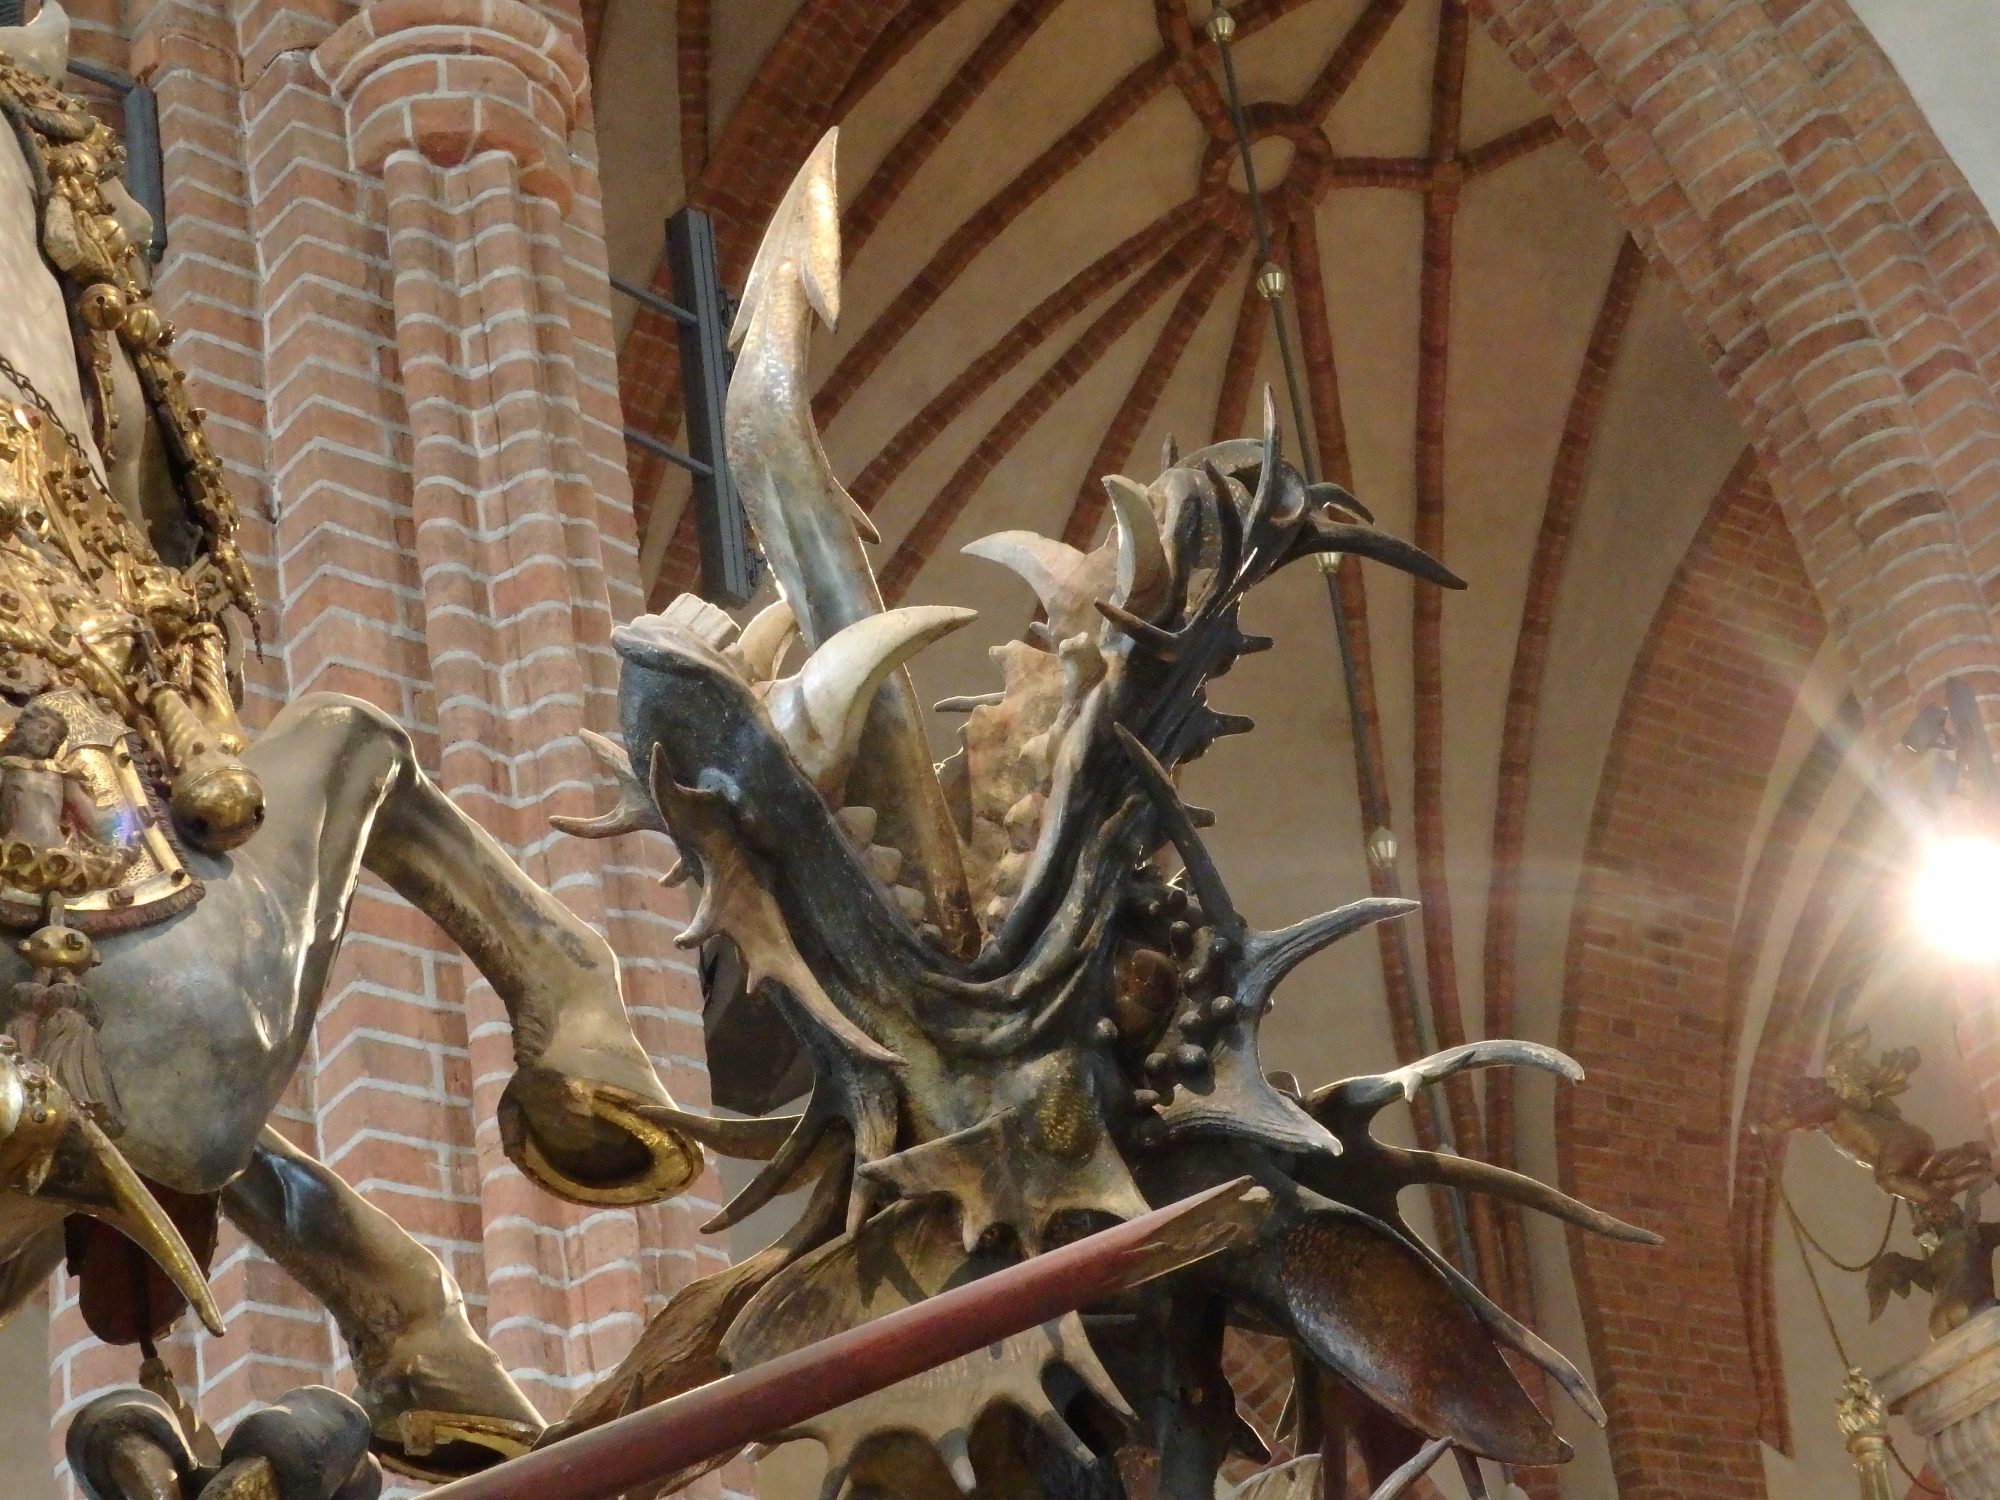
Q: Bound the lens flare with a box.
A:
[1913,833,2000,961]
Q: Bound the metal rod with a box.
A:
[424,1180,1268,1500]
[610,274,698,328]
[622,426,712,476]
[1210,4,1477,1275]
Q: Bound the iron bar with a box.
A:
[1209,3,1477,1278]
[423,1180,1268,1500]
[610,275,698,328]
[622,425,712,477]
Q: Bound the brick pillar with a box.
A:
[314,0,723,1426]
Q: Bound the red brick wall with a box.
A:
[1559,456,1826,1498]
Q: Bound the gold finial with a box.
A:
[1206,5,1236,43]
[1256,263,1288,301]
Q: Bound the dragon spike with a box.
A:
[1114,725,1238,931]
[1238,898,1417,1011]
[549,729,669,839]
[1416,1240,1607,1427]
[726,132,977,954]
[1395,1147,1660,1244]
[1103,474,1171,621]
[1162,432,1180,469]
[1299,521,1466,589]
[724,127,880,656]
[961,530,1109,642]
[766,606,977,795]
[1250,387,1282,524]
[734,598,799,683]
[1311,1041,1584,1125]
[732,127,841,345]
[1368,1441,1452,1500]
[1307,480,1373,525]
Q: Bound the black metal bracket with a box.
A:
[65,57,166,263]
[612,206,756,607]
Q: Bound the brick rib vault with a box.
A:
[43,0,730,1494]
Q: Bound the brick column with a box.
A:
[314,0,722,1426]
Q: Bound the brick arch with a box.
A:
[1559,456,1827,1497]
[1469,0,2000,746]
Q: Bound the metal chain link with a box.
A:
[0,345,109,491]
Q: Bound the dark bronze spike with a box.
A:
[1303,522,1466,589]
[1095,599,1182,656]
[1307,480,1373,525]
[1389,1145,1660,1245]
[1113,723,1239,935]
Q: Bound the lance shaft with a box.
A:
[426,1179,1268,1500]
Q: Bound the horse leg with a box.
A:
[260,692,698,1204]
[221,1126,541,1481]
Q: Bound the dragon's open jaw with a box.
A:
[554,128,1661,1497]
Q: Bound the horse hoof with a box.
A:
[375,1410,538,1483]
[498,1070,703,1206]
[170,762,265,852]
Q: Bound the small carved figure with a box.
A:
[1769,1027,1992,1210]
[1769,1027,2000,1340]
[0,696,101,849]
[1868,1194,2000,1338]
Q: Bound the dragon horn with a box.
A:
[768,607,976,795]
[549,729,668,839]
[725,130,976,952]
[961,531,1105,642]
[734,598,799,683]
[1103,475,1170,621]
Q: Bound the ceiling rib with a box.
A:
[851,201,1201,513]
[1059,238,1246,547]
[879,224,1229,600]
[843,0,1068,261]
[1481,235,1644,1188]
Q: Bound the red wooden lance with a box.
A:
[426,1179,1269,1500]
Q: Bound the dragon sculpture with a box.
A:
[540,132,1662,1500]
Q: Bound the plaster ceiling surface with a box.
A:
[594,3,1758,1494]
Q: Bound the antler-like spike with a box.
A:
[1413,1239,1608,1428]
[1388,1147,1660,1245]
[961,530,1110,642]
[1103,474,1170,620]
[1114,724,1237,931]
[766,605,976,796]
[1298,522,1466,589]
[1367,1439,1452,1500]
[549,728,670,839]
[1237,898,1418,1011]
[1162,432,1180,469]
[1095,598,1182,657]
[725,131,976,954]
[1307,480,1373,525]
[734,598,799,683]
[1310,1041,1583,1124]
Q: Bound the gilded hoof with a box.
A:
[498,1072,702,1207]
[170,761,265,852]
[376,1409,539,1483]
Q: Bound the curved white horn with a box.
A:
[0,2,69,82]
[962,531,1111,642]
[734,598,799,683]
[767,606,975,793]
[1103,474,1169,620]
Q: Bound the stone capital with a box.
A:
[314,0,588,209]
